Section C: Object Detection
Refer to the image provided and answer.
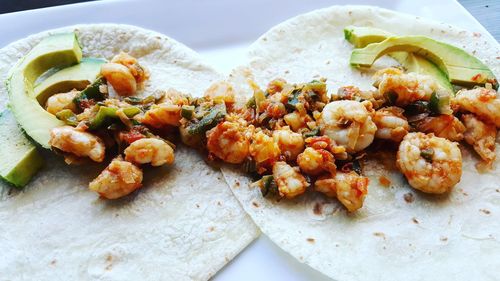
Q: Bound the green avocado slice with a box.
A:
[34,57,105,105]
[344,26,453,93]
[350,35,498,89]
[7,33,82,148]
[0,109,43,187]
[344,26,393,48]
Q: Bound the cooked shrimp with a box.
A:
[89,157,143,199]
[250,130,280,166]
[111,52,149,83]
[101,62,137,96]
[283,111,313,132]
[272,161,309,199]
[335,86,385,108]
[206,121,250,164]
[461,114,497,165]
[124,138,174,166]
[373,67,448,106]
[454,87,500,127]
[160,88,190,106]
[140,103,181,128]
[415,115,465,142]
[45,90,78,115]
[49,126,105,162]
[372,106,409,142]
[397,132,462,194]
[314,171,369,212]
[320,100,377,153]
[297,147,336,176]
[272,127,304,160]
[204,81,235,104]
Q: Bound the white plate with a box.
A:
[0,1,493,280]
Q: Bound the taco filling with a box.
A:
[9,28,498,209]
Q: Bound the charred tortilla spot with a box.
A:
[404,192,415,203]
[480,209,491,215]
[313,202,322,215]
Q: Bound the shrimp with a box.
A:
[319,100,377,153]
[250,130,280,166]
[45,90,78,115]
[335,86,385,109]
[160,89,191,106]
[314,171,369,212]
[124,138,174,166]
[140,103,181,128]
[272,161,309,199]
[204,81,235,104]
[206,121,250,164]
[101,62,137,96]
[372,106,409,142]
[397,132,462,194]
[283,111,313,132]
[111,52,149,84]
[297,147,336,176]
[454,87,500,127]
[89,157,143,199]
[461,114,497,165]
[373,67,449,107]
[414,115,465,142]
[49,126,105,162]
[272,126,304,160]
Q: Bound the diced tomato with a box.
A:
[122,130,145,144]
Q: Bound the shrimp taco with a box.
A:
[173,6,499,281]
[0,24,259,280]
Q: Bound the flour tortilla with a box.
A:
[0,24,259,281]
[224,6,500,281]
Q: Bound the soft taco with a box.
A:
[176,6,499,281]
[0,24,258,280]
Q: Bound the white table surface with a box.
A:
[0,1,492,280]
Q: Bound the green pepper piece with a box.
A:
[429,91,452,115]
[73,76,107,109]
[246,96,256,109]
[89,106,140,130]
[55,109,78,126]
[306,80,327,97]
[243,159,257,174]
[286,88,302,111]
[181,105,195,120]
[302,127,320,138]
[420,148,434,162]
[259,175,277,197]
[187,103,226,135]
[405,101,430,116]
[122,107,141,117]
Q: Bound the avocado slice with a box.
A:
[344,26,393,48]
[0,109,43,187]
[7,33,82,148]
[34,58,105,105]
[350,35,498,89]
[344,26,453,93]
